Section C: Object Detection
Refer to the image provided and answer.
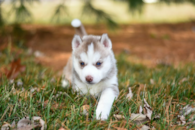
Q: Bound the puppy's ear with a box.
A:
[100,34,112,50]
[72,35,82,50]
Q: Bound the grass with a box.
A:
[0,44,195,129]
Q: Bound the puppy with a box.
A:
[62,19,119,120]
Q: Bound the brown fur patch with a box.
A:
[73,35,110,59]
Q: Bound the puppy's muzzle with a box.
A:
[86,75,93,83]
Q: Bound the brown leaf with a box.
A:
[5,59,26,79]
[59,127,66,130]
[17,116,46,130]
[17,117,37,130]
[126,87,133,101]
[130,113,149,125]
[41,85,46,90]
[82,105,90,116]
[143,99,152,120]
[179,105,195,116]
[130,99,152,126]
[1,122,11,130]
[177,115,186,125]
[141,125,150,130]
[177,105,195,125]
[114,114,125,120]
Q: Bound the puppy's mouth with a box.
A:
[86,82,95,85]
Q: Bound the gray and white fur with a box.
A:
[62,19,119,120]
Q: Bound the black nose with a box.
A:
[86,75,93,83]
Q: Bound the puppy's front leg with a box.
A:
[96,87,118,120]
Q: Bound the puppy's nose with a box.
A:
[86,75,93,83]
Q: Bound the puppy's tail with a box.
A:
[71,19,87,37]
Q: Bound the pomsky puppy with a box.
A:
[62,19,119,120]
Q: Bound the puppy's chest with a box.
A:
[73,80,104,97]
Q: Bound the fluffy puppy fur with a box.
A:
[62,19,119,120]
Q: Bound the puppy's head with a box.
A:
[72,34,114,84]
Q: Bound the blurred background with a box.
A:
[0,0,195,71]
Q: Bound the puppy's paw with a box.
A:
[61,79,69,88]
[96,109,109,120]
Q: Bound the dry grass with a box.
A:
[0,44,195,129]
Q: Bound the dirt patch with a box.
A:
[2,22,195,71]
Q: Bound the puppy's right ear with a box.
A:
[72,35,82,50]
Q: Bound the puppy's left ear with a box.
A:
[100,34,112,50]
[72,35,82,51]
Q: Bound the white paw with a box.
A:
[96,109,109,120]
[61,79,69,88]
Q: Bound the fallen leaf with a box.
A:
[130,99,152,126]
[154,114,161,120]
[126,87,133,101]
[143,99,152,120]
[189,114,195,122]
[17,117,35,129]
[130,113,149,125]
[5,59,26,79]
[150,79,155,84]
[11,121,16,128]
[151,126,156,130]
[17,116,46,130]
[32,116,46,130]
[179,105,195,116]
[82,105,90,116]
[1,122,11,130]
[139,106,143,114]
[114,114,125,120]
[41,85,46,90]
[130,113,147,121]
[177,105,195,126]
[141,125,150,130]
[59,127,66,130]
[177,115,186,125]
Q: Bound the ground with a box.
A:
[0,22,195,129]
[22,22,195,70]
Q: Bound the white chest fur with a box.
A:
[73,75,118,97]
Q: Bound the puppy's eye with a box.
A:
[96,62,102,66]
[80,62,85,66]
